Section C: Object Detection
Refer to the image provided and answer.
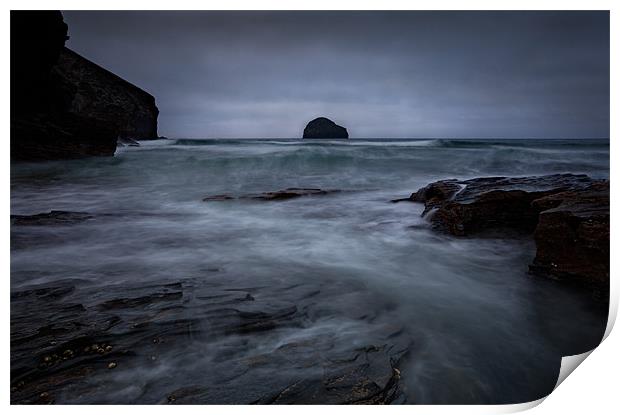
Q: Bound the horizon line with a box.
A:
[157,136,611,140]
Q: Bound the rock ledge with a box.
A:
[398,174,609,298]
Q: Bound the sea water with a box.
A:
[10,138,609,404]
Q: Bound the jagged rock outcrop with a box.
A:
[398,174,594,235]
[11,11,159,161]
[399,174,609,297]
[529,181,609,294]
[303,117,348,139]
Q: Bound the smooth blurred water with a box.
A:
[11,138,609,404]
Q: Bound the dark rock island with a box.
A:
[11,11,159,161]
[396,174,609,300]
[303,117,348,139]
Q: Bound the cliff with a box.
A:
[52,48,159,140]
[11,11,159,161]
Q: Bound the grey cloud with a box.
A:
[62,11,609,138]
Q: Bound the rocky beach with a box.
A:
[10,138,609,404]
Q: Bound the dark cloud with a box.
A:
[62,11,609,138]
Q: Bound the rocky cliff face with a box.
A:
[11,11,159,161]
[303,117,348,139]
[52,48,159,140]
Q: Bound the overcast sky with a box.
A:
[62,11,609,139]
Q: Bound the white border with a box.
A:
[2,1,617,413]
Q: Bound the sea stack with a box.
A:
[303,117,348,139]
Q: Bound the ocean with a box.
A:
[10,138,609,404]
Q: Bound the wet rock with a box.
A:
[408,174,593,236]
[249,188,339,201]
[11,277,411,404]
[391,180,461,215]
[405,174,609,297]
[11,211,93,226]
[203,188,340,202]
[164,343,408,405]
[202,194,235,202]
[11,284,75,300]
[302,117,349,139]
[262,345,405,404]
[99,291,183,310]
[529,181,609,297]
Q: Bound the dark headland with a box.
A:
[303,117,349,139]
[10,11,159,161]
